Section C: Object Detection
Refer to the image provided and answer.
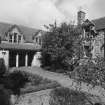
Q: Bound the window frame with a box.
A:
[9,33,13,43]
[8,32,22,43]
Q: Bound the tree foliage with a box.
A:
[41,22,82,71]
[72,57,105,87]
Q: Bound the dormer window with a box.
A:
[35,37,38,43]
[18,35,22,43]
[39,38,41,45]
[6,25,23,44]
[34,36,42,45]
[14,33,17,43]
[9,33,12,42]
[8,32,22,43]
[33,30,43,46]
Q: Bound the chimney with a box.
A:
[77,10,86,25]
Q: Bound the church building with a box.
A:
[77,10,105,59]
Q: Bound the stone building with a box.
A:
[77,10,105,59]
[92,18,105,58]
[0,22,44,68]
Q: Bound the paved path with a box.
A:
[16,67,105,103]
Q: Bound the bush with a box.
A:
[27,74,45,86]
[0,58,6,77]
[49,87,91,105]
[0,85,11,105]
[72,58,105,87]
[0,59,11,105]
[4,70,29,95]
[21,71,51,86]
[0,58,7,86]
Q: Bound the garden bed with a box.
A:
[19,71,60,94]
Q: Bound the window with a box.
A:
[35,37,42,45]
[18,35,21,43]
[9,34,12,42]
[8,33,22,43]
[14,33,17,43]
[39,38,41,45]
[35,37,38,43]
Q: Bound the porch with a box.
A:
[0,43,41,68]
[9,50,35,67]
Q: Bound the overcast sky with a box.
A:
[0,0,105,29]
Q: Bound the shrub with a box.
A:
[72,58,105,87]
[28,74,44,86]
[0,59,11,105]
[49,87,91,105]
[4,70,29,95]
[0,58,7,86]
[22,72,51,86]
[0,58,6,77]
[22,72,57,87]
[0,85,11,105]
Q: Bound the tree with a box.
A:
[41,22,82,71]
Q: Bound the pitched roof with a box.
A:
[0,22,42,42]
[6,24,23,34]
[92,17,105,30]
[0,43,40,51]
[83,19,94,27]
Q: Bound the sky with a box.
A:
[0,0,105,29]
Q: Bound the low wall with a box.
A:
[15,89,52,105]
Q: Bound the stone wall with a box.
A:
[92,33,104,58]
[15,89,52,105]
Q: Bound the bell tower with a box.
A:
[77,8,86,25]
